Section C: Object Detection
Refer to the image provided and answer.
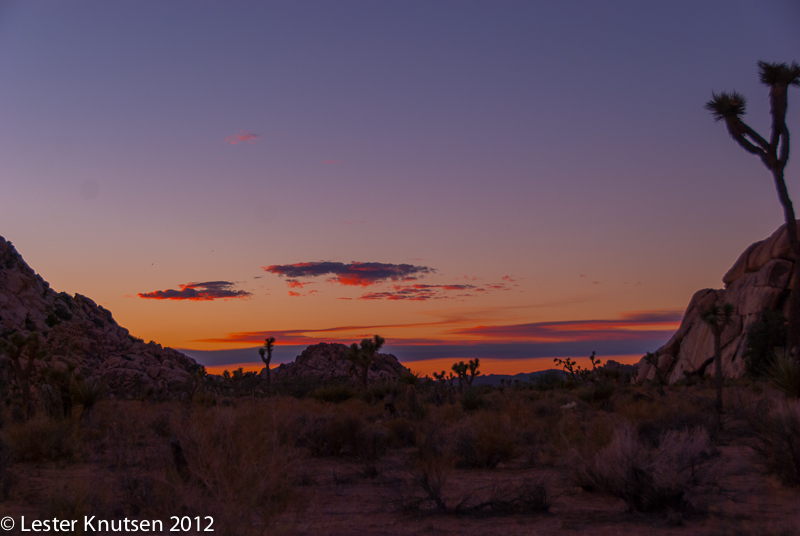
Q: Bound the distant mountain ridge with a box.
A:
[0,236,198,394]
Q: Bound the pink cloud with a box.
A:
[226,130,260,144]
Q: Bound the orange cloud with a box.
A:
[225,130,259,144]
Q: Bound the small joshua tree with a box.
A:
[451,361,468,392]
[706,61,800,354]
[258,336,276,394]
[347,335,385,389]
[701,303,734,422]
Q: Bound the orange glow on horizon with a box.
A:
[203,354,643,377]
[403,354,643,377]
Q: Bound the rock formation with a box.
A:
[270,342,409,385]
[637,223,797,384]
[0,236,198,394]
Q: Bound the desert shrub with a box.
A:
[768,349,800,398]
[407,421,456,511]
[570,423,718,515]
[3,415,79,462]
[363,382,399,403]
[177,403,299,534]
[748,398,800,485]
[298,414,363,457]
[453,412,517,468]
[386,417,416,447]
[616,390,715,441]
[576,382,616,407]
[274,377,324,398]
[72,379,106,420]
[533,370,567,390]
[312,384,356,403]
[356,424,389,477]
[744,309,787,378]
[460,388,483,411]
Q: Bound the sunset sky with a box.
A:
[1,1,798,374]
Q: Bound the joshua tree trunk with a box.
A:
[701,303,733,430]
[712,326,723,417]
[774,169,800,354]
[259,336,275,395]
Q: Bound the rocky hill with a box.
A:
[637,223,797,384]
[0,236,198,394]
[270,342,409,384]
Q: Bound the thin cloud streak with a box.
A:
[196,309,682,349]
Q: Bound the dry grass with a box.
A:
[0,379,798,533]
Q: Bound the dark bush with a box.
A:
[744,309,787,378]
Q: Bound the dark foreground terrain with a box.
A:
[1,375,799,535]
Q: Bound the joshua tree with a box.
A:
[347,335,385,389]
[451,361,468,392]
[0,331,45,419]
[706,61,800,353]
[258,336,276,394]
[451,359,481,392]
[701,303,734,421]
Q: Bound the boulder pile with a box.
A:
[637,223,798,384]
[271,342,409,384]
[0,236,198,394]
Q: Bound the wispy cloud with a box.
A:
[358,282,511,301]
[448,312,682,343]
[225,130,259,144]
[194,309,682,360]
[138,281,252,301]
[263,261,434,287]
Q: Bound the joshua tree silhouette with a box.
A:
[701,303,734,422]
[258,336,276,394]
[706,61,800,354]
[347,335,385,389]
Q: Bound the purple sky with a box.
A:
[0,1,798,371]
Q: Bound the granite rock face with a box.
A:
[0,236,198,394]
[270,342,409,384]
[636,223,798,384]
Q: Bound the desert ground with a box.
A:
[1,371,799,536]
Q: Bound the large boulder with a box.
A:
[270,342,409,384]
[636,223,798,384]
[0,236,199,395]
